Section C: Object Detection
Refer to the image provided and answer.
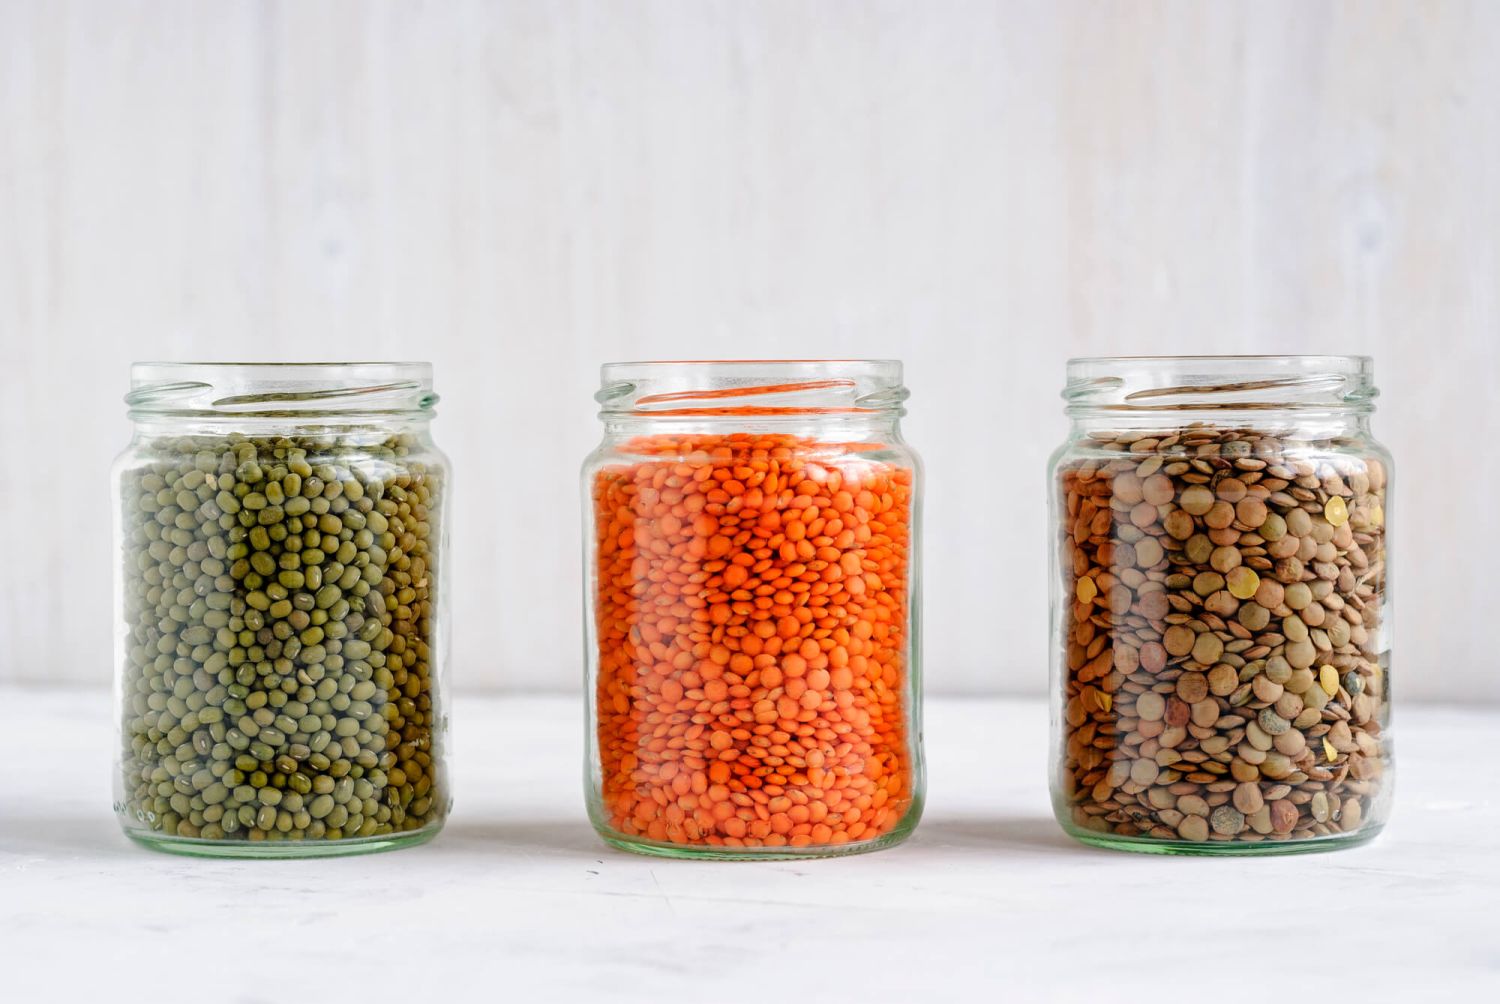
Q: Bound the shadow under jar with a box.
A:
[1050,356,1393,855]
[582,360,925,859]
[113,363,450,858]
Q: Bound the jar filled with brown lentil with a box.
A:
[113,363,450,857]
[1050,356,1392,854]
[583,360,924,859]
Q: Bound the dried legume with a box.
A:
[591,433,916,852]
[1057,425,1389,847]
[117,434,445,845]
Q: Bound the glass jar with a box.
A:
[113,362,451,857]
[1050,356,1392,854]
[582,360,924,859]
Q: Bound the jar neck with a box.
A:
[601,411,904,441]
[129,413,434,440]
[1067,408,1372,442]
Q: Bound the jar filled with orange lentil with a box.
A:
[1051,356,1393,855]
[584,360,924,859]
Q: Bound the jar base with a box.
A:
[596,830,913,861]
[1061,822,1383,857]
[594,814,922,861]
[122,825,442,859]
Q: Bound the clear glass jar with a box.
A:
[1050,356,1392,854]
[113,363,451,857]
[582,360,924,859]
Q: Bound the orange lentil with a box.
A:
[592,432,914,850]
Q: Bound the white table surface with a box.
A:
[2,687,1497,1002]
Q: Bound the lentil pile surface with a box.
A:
[591,433,916,851]
[1057,426,1389,846]
[118,434,444,845]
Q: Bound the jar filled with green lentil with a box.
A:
[113,363,450,857]
[1051,356,1393,855]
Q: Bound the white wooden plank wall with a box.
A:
[1,1,1496,700]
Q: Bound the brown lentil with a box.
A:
[1056,425,1389,847]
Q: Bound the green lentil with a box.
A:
[117,432,446,847]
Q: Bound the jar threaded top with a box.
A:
[597,359,907,418]
[1064,355,1376,415]
[127,362,437,419]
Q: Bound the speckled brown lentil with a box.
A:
[1057,425,1389,846]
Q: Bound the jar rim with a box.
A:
[1067,353,1371,367]
[127,361,437,418]
[601,358,902,376]
[1064,355,1376,414]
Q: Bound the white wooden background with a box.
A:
[1,1,1496,701]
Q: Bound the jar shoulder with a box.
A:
[116,430,447,466]
[585,430,920,466]
[1050,427,1392,468]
